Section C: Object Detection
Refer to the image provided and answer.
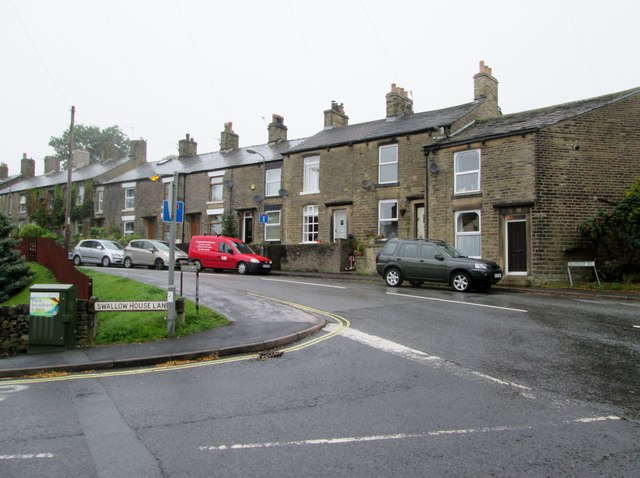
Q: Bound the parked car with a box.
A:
[69,239,125,267]
[376,238,502,292]
[124,239,188,270]
[188,235,272,274]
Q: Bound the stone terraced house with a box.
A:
[2,61,638,285]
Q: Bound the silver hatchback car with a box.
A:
[69,239,125,267]
[123,239,188,270]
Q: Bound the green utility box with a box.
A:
[28,284,77,354]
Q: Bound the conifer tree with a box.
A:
[0,213,34,303]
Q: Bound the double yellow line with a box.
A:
[0,296,350,385]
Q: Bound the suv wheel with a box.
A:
[451,272,471,292]
[384,268,403,287]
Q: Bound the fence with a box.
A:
[18,237,93,300]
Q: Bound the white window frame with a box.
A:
[454,149,481,194]
[302,156,320,194]
[266,168,281,197]
[378,200,398,238]
[122,214,135,236]
[122,183,136,211]
[264,210,281,242]
[302,205,319,243]
[455,210,481,258]
[19,194,26,214]
[76,184,85,205]
[378,144,398,184]
[96,188,104,213]
[209,214,222,235]
[208,172,224,203]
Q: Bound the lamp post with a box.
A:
[246,149,266,254]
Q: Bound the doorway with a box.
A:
[506,217,527,274]
[333,210,347,241]
[243,212,253,243]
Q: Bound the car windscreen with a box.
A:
[232,241,255,254]
[155,242,170,251]
[104,241,124,251]
[436,242,465,258]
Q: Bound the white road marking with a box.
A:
[386,291,528,313]
[260,278,347,289]
[0,384,29,401]
[198,416,620,451]
[0,453,55,460]
[633,325,640,329]
[324,324,531,391]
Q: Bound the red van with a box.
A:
[187,236,272,274]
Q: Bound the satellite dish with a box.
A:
[361,179,374,190]
[429,162,439,175]
[278,189,289,198]
[253,194,263,203]
[223,179,233,188]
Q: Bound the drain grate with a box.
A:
[258,350,284,360]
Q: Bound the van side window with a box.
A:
[421,244,439,259]
[219,242,233,254]
[398,243,418,258]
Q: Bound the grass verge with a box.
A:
[80,268,229,345]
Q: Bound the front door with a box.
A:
[507,219,527,273]
[333,210,347,241]
[243,212,253,244]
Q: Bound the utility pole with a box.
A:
[166,170,178,335]
[64,106,75,252]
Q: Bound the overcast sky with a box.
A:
[2,0,639,176]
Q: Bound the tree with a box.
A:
[49,125,130,169]
[577,177,640,280]
[0,213,34,303]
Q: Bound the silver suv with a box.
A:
[376,239,502,292]
[69,239,125,267]
[124,239,188,270]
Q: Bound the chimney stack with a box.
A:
[129,139,147,163]
[0,162,8,179]
[178,134,198,158]
[44,156,61,174]
[386,84,413,118]
[20,153,35,177]
[73,150,90,169]
[473,60,500,116]
[324,101,349,128]
[268,114,288,143]
[219,122,239,150]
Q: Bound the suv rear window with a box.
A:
[380,241,399,255]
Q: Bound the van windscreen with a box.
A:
[232,241,255,254]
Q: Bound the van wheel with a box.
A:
[193,260,203,272]
[384,268,403,287]
[236,262,248,275]
[409,280,424,287]
[124,257,133,269]
[451,272,471,292]
[101,256,111,267]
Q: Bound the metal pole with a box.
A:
[167,171,178,335]
[64,106,75,252]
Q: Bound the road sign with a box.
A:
[259,213,269,224]
[162,200,184,223]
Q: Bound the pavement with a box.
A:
[1,270,637,379]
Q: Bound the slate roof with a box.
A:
[285,100,485,154]
[105,138,307,185]
[0,157,132,194]
[425,87,640,149]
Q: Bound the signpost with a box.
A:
[567,260,601,287]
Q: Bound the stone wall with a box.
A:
[269,239,353,273]
[0,300,95,357]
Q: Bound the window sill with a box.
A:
[300,191,319,196]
